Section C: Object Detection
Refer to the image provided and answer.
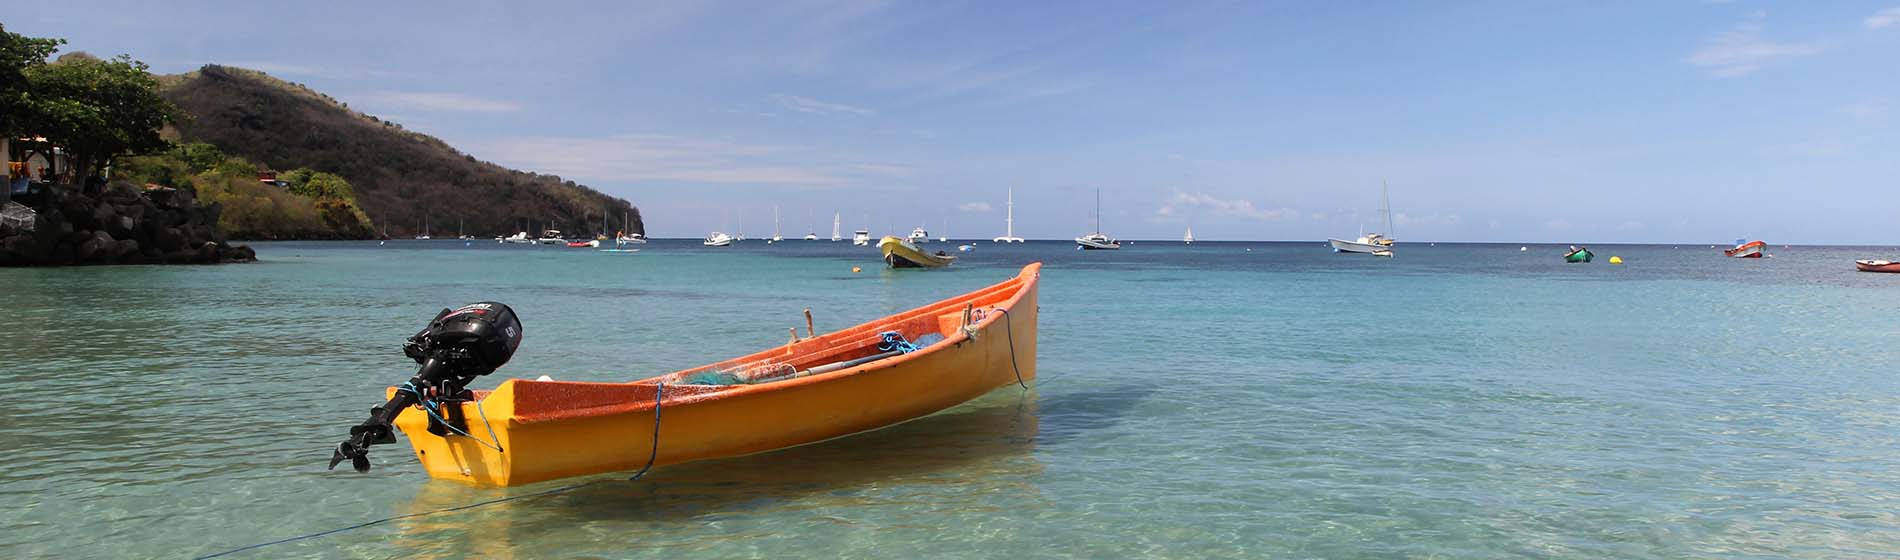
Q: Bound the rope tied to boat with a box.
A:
[877,331,920,353]
[398,381,504,453]
[198,381,671,559]
[629,381,665,482]
[992,307,1028,390]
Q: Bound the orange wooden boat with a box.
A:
[372,263,1041,487]
[1856,260,1900,273]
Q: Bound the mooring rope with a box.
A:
[993,307,1028,390]
[196,382,670,559]
[399,382,505,453]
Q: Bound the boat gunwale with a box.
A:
[490,262,1041,423]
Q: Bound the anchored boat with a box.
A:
[1856,260,1900,273]
[1725,239,1766,258]
[1074,188,1121,250]
[1564,245,1594,263]
[1328,183,1396,255]
[328,264,1043,486]
[879,235,957,268]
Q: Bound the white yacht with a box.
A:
[537,229,565,245]
[852,229,871,246]
[830,213,842,242]
[703,232,734,247]
[1184,226,1194,245]
[909,226,929,244]
[499,231,534,244]
[993,187,1024,243]
[1327,183,1396,255]
[1074,188,1120,250]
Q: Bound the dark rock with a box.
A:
[156,227,187,253]
[109,216,136,240]
[225,244,256,263]
[195,241,218,263]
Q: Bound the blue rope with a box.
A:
[399,383,504,453]
[628,382,665,481]
[197,381,671,559]
[993,307,1028,389]
[877,331,919,353]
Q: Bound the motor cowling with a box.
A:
[403,302,523,387]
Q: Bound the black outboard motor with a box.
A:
[329,302,522,473]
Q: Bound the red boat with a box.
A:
[1856,260,1900,273]
[1724,240,1765,258]
[565,240,598,248]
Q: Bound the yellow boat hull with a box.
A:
[394,263,1041,486]
[878,235,956,268]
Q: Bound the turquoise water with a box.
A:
[5,240,1900,558]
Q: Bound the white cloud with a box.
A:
[355,91,521,112]
[481,134,903,186]
[771,94,875,116]
[1157,191,1299,222]
[958,202,993,213]
[1684,24,1824,77]
[1866,7,1900,29]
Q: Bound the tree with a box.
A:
[0,23,63,138]
[22,52,179,180]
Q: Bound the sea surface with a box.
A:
[5,239,1900,559]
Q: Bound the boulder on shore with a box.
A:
[0,182,256,267]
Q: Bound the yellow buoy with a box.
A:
[1609,256,1623,264]
[852,266,862,273]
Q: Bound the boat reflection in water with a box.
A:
[387,389,1045,558]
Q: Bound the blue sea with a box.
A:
[5,239,1900,558]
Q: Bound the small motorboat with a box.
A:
[536,229,565,245]
[327,263,1043,486]
[703,232,734,247]
[1725,240,1766,258]
[499,232,534,244]
[566,240,599,248]
[879,235,956,268]
[1856,260,1900,273]
[1564,245,1594,263]
[852,229,871,246]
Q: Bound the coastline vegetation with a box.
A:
[117,143,375,239]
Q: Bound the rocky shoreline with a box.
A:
[0,182,255,266]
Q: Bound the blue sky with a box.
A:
[15,1,1900,242]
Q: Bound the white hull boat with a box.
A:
[703,232,734,247]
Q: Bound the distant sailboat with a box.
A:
[1074,188,1120,250]
[1184,225,1194,245]
[993,187,1024,243]
[771,205,784,242]
[414,214,431,240]
[830,212,842,242]
[939,218,948,242]
[804,210,818,240]
[1327,182,1396,255]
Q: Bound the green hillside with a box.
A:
[158,65,641,238]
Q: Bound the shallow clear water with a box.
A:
[5,240,1900,559]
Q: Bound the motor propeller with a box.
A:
[329,302,522,473]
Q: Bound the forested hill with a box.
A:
[158,65,641,238]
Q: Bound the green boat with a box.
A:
[1564,246,1594,263]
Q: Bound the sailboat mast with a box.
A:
[1006,187,1015,238]
[1094,188,1103,234]
[1381,180,1393,238]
